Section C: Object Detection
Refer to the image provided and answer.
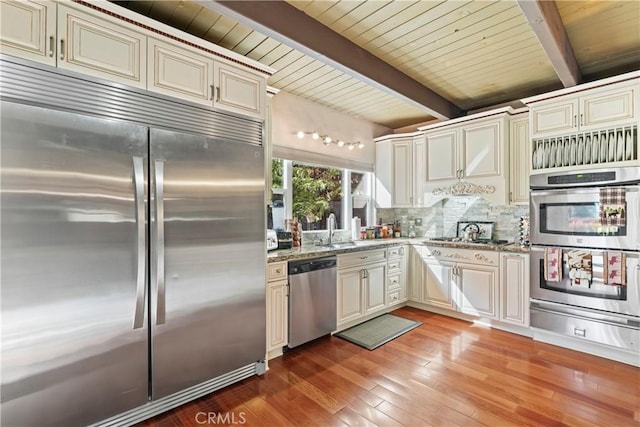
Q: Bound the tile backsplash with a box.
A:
[378,197,529,242]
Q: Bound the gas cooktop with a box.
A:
[427,237,510,245]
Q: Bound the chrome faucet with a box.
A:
[327,213,336,245]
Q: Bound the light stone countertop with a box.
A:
[267,238,529,262]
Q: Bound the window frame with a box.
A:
[272,159,373,233]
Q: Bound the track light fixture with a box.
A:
[295,131,364,150]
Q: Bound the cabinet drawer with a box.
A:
[387,245,405,259]
[387,274,401,291]
[427,246,499,267]
[338,249,386,269]
[267,261,287,282]
[387,290,401,305]
[387,260,402,274]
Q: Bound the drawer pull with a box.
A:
[275,268,282,274]
[574,328,586,337]
[360,256,368,260]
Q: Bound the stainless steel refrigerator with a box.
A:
[1,57,266,426]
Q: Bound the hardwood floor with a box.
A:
[138,307,640,426]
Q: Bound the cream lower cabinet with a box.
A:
[500,253,530,327]
[266,261,288,358]
[423,259,455,309]
[413,246,500,319]
[386,245,408,306]
[0,0,56,66]
[456,263,499,319]
[337,249,387,327]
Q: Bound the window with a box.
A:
[270,159,373,232]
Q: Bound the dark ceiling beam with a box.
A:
[197,0,462,120]
[516,0,581,87]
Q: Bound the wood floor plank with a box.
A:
[136,308,639,426]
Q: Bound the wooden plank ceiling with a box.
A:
[113,0,639,129]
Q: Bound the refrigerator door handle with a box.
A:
[155,160,166,325]
[132,156,146,329]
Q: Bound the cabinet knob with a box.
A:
[60,39,65,60]
[49,35,55,57]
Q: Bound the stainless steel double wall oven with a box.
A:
[529,167,640,352]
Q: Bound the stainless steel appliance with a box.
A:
[267,229,279,251]
[288,257,337,348]
[529,167,640,352]
[530,166,640,251]
[1,57,266,426]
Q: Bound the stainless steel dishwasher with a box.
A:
[288,256,337,348]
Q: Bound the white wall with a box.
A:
[271,91,391,168]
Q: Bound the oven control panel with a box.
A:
[548,171,615,185]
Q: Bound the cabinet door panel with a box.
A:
[338,268,363,324]
[58,4,146,88]
[148,38,213,105]
[581,87,635,130]
[509,117,530,204]
[413,135,426,206]
[0,0,55,66]
[267,280,288,350]
[214,61,265,119]
[458,265,498,319]
[423,261,454,309]
[365,263,386,314]
[463,120,501,178]
[531,99,577,137]
[410,248,423,301]
[393,140,412,206]
[426,130,457,181]
[500,254,529,326]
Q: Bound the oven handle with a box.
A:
[530,186,639,197]
[530,245,640,257]
[531,299,640,326]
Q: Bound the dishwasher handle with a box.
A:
[288,256,337,275]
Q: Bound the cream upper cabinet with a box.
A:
[462,118,503,179]
[0,0,56,66]
[213,60,265,119]
[528,78,638,138]
[147,38,214,105]
[392,138,413,206]
[58,4,147,89]
[509,114,530,205]
[425,128,459,182]
[374,133,425,208]
[424,116,507,182]
[422,114,509,205]
[500,253,529,327]
[530,98,578,137]
[579,84,636,131]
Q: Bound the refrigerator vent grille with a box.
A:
[0,56,262,146]
[92,363,258,427]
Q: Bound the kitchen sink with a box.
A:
[317,241,361,249]
[318,242,357,249]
